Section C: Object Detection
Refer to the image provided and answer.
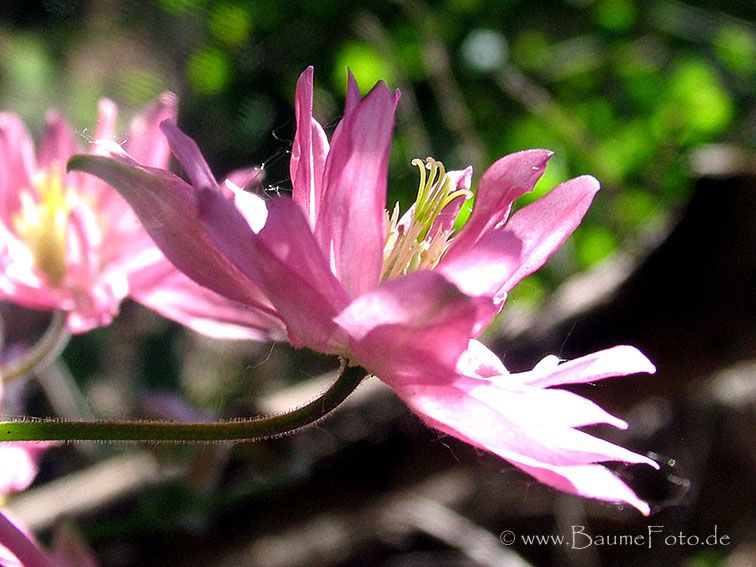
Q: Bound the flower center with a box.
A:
[12,165,76,286]
[382,157,472,280]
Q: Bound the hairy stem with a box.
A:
[0,363,369,443]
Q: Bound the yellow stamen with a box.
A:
[382,157,472,280]
[12,165,75,286]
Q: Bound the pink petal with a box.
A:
[317,81,400,297]
[67,154,266,309]
[290,67,329,228]
[130,257,285,341]
[38,111,79,171]
[438,227,521,297]
[0,510,53,567]
[335,271,481,386]
[399,377,655,514]
[160,121,218,189]
[510,345,656,389]
[224,167,264,192]
[445,149,553,260]
[455,339,508,378]
[496,175,601,293]
[198,193,349,352]
[125,92,177,168]
[0,113,37,223]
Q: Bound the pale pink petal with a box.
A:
[130,258,285,341]
[0,113,37,223]
[198,193,349,352]
[38,111,79,171]
[513,462,652,516]
[0,445,39,495]
[125,92,177,168]
[335,271,481,386]
[510,345,656,389]
[92,99,118,147]
[317,81,400,297]
[160,121,218,189]
[444,149,552,260]
[469,382,629,429]
[496,175,601,293]
[64,201,102,288]
[399,378,655,514]
[290,67,329,228]
[403,377,655,467]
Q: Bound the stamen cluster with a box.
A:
[382,157,471,280]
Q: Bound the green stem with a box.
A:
[0,311,70,384]
[0,363,369,443]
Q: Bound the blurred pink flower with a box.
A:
[70,67,658,512]
[0,508,97,567]
[0,380,42,497]
[0,98,274,338]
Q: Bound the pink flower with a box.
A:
[0,508,98,567]
[0,380,42,497]
[69,67,657,512]
[0,98,276,338]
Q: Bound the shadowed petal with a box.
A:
[198,192,350,352]
[160,121,218,190]
[67,154,265,308]
[317,81,399,297]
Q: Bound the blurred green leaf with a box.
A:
[333,41,393,92]
[209,2,252,47]
[714,25,756,76]
[187,47,232,94]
